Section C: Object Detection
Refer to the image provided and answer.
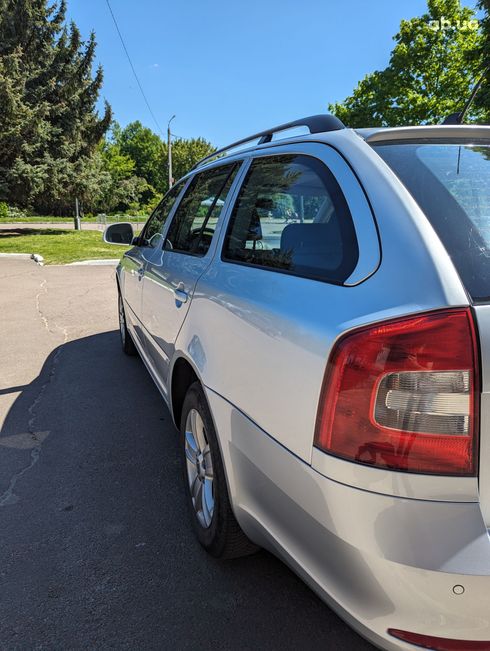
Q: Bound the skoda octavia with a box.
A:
[105,115,490,650]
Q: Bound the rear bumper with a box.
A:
[256,519,490,651]
[206,387,490,651]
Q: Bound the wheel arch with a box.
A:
[169,354,201,430]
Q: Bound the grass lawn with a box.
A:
[0,215,148,223]
[0,228,129,264]
[0,216,74,223]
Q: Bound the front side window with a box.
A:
[222,154,359,283]
[165,163,239,256]
[142,183,182,248]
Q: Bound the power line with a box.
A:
[104,0,165,137]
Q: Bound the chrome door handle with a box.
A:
[174,289,188,304]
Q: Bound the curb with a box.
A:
[0,252,44,265]
[0,253,119,266]
[66,259,120,266]
[0,253,32,259]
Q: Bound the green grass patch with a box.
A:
[0,228,130,264]
[0,215,148,223]
[0,216,73,223]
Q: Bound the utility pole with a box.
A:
[74,198,81,231]
[168,114,176,188]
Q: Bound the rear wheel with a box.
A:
[118,292,137,356]
[181,382,258,559]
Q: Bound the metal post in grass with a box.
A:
[74,198,81,231]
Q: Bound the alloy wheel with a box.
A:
[184,408,215,528]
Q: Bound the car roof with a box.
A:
[355,124,490,143]
[188,119,490,180]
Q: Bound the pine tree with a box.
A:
[0,0,111,214]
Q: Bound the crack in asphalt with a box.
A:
[0,275,67,507]
[0,446,42,506]
[35,278,49,331]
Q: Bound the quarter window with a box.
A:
[222,155,359,283]
[165,163,238,256]
[373,142,490,303]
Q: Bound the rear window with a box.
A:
[373,142,490,303]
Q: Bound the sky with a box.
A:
[66,0,479,148]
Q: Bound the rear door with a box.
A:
[140,162,241,388]
[194,144,379,461]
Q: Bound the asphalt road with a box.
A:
[0,258,376,651]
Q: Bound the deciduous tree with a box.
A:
[329,0,484,127]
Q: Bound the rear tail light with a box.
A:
[388,628,490,650]
[314,309,479,475]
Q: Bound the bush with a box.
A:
[7,205,30,219]
[0,203,31,220]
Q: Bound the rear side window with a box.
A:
[373,142,490,303]
[222,154,359,283]
[165,163,238,256]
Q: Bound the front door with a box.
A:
[121,182,184,346]
[141,162,241,391]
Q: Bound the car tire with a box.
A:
[118,292,137,356]
[181,381,258,559]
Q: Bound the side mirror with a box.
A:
[103,222,134,245]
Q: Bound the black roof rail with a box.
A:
[192,114,346,170]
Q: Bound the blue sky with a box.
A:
[67,0,478,147]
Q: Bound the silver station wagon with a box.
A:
[105,115,490,651]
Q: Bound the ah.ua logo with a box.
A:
[429,16,479,31]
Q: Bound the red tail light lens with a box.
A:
[314,309,479,475]
[388,628,490,650]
